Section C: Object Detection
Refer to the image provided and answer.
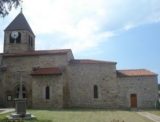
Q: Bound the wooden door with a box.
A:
[130,94,137,108]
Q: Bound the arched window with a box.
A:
[10,34,14,43]
[16,32,21,43]
[28,36,33,48]
[15,85,27,98]
[45,86,50,100]
[93,85,98,99]
[30,37,33,47]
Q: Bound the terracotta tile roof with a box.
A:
[2,49,71,57]
[31,67,62,76]
[70,59,116,64]
[117,69,157,77]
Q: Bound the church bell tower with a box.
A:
[4,12,35,53]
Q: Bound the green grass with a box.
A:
[0,109,154,122]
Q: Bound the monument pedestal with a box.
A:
[15,98,26,116]
[7,98,35,120]
[7,112,35,120]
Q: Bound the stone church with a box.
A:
[0,12,158,109]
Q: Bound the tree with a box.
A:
[0,0,21,17]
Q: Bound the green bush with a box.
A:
[156,100,160,109]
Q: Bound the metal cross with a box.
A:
[20,0,23,13]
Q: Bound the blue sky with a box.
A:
[0,0,160,81]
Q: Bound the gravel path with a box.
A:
[137,112,160,122]
[0,108,14,114]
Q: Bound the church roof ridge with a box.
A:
[5,12,34,35]
[35,49,71,52]
[117,69,157,77]
[2,49,72,57]
[70,59,116,64]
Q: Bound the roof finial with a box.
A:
[20,7,23,13]
[20,0,23,13]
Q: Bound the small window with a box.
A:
[16,32,21,43]
[45,86,50,99]
[30,38,33,47]
[28,36,33,48]
[94,85,98,99]
[10,34,14,43]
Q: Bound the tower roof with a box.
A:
[5,12,34,36]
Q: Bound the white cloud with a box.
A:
[1,0,160,53]
[22,0,116,53]
[123,23,135,31]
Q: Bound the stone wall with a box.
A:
[0,55,4,106]
[32,75,64,108]
[67,62,119,108]
[117,76,158,108]
[66,50,74,61]
[0,52,71,107]
[3,54,71,71]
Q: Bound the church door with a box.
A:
[130,94,137,108]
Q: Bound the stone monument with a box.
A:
[7,72,35,120]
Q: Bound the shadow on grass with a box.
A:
[24,119,52,122]
[0,118,52,122]
[30,107,132,112]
